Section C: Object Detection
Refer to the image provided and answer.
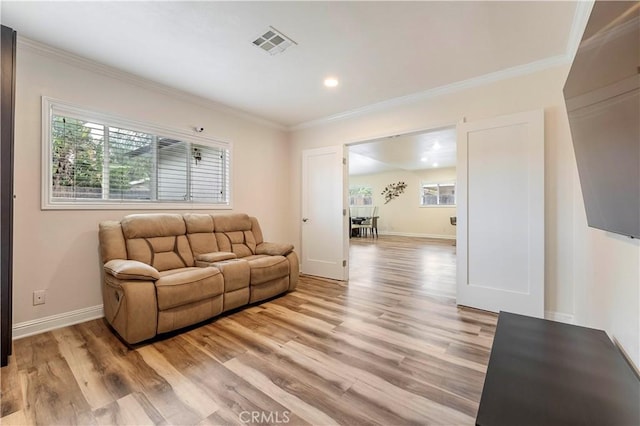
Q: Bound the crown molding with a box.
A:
[17,0,597,134]
[291,1,595,131]
[291,53,570,131]
[17,36,287,131]
[579,14,638,53]
[565,0,596,59]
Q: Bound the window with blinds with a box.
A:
[420,182,456,206]
[44,99,231,209]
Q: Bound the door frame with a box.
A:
[1,25,16,367]
[344,121,459,273]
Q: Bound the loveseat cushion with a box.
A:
[184,213,220,256]
[213,213,252,232]
[213,213,259,257]
[104,259,160,281]
[246,255,289,285]
[122,214,195,271]
[127,235,195,272]
[155,267,223,310]
[121,213,186,238]
[215,231,256,258]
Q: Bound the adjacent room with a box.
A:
[348,127,458,299]
[1,1,638,425]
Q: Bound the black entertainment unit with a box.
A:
[476,312,640,426]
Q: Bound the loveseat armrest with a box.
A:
[195,252,237,263]
[104,259,160,281]
[256,242,294,256]
[103,275,158,344]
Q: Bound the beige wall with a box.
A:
[12,43,291,325]
[12,41,639,370]
[290,65,639,368]
[349,167,456,238]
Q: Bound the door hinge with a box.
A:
[343,157,347,165]
[343,260,347,267]
[343,209,347,216]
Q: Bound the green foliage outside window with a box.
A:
[349,185,373,205]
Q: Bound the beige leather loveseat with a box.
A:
[98,213,298,344]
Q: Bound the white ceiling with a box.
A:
[1,1,580,127]
[349,126,456,175]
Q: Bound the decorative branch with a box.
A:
[381,181,407,204]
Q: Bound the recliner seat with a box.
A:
[98,213,299,344]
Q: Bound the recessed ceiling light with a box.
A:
[433,141,441,150]
[420,157,428,162]
[324,77,339,88]
[432,162,439,167]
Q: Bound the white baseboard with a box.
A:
[13,305,104,340]
[544,310,575,324]
[377,231,455,240]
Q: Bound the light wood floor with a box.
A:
[1,235,497,425]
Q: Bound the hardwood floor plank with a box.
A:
[286,336,479,418]
[400,355,486,402]
[13,332,63,370]
[52,326,119,410]
[338,318,488,373]
[154,336,307,424]
[181,324,248,364]
[0,409,29,426]
[137,345,219,419]
[196,410,243,426]
[349,378,473,425]
[225,355,339,425]
[1,344,21,417]
[94,393,163,426]
[19,355,93,425]
[1,236,497,425]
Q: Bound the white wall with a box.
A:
[290,65,640,369]
[12,42,291,327]
[572,181,640,372]
[349,167,456,238]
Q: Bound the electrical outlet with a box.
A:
[33,290,46,306]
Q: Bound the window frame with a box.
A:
[42,97,233,210]
[349,184,374,206]
[419,181,456,207]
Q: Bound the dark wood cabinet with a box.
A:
[477,312,640,426]
[1,25,16,368]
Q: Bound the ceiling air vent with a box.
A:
[252,27,297,56]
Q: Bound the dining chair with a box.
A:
[352,206,378,238]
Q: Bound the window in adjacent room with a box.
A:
[43,98,231,209]
[420,182,455,206]
[349,185,373,206]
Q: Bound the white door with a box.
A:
[457,110,544,317]
[301,146,349,280]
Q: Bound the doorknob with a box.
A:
[302,217,309,222]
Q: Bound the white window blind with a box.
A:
[44,98,231,209]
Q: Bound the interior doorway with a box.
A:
[346,126,458,300]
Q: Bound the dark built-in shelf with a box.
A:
[477,312,640,426]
